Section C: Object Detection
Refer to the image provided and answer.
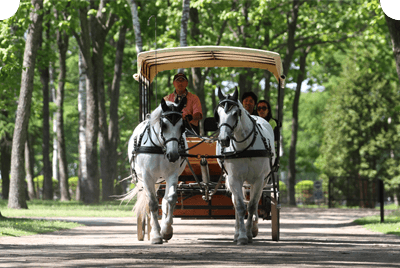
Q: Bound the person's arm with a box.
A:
[193,112,202,121]
[191,95,203,120]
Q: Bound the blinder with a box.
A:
[214,98,242,125]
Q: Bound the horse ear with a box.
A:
[217,87,225,101]
[177,96,187,112]
[161,98,169,112]
[232,87,238,101]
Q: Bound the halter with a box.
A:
[159,110,185,149]
[216,99,241,133]
[216,98,260,154]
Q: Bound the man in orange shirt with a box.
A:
[164,73,203,134]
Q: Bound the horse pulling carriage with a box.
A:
[123,46,285,245]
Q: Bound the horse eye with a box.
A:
[161,122,167,130]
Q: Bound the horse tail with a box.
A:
[118,181,161,217]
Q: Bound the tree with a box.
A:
[129,0,143,53]
[287,46,310,205]
[71,2,100,204]
[385,15,400,84]
[316,49,400,189]
[55,12,70,201]
[38,16,53,200]
[8,0,44,209]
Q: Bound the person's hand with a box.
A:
[184,114,193,122]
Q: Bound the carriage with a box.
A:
[129,46,285,244]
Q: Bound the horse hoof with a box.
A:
[252,226,259,238]
[247,236,253,243]
[233,234,239,242]
[151,238,163,244]
[237,238,248,245]
[162,232,173,241]
[161,226,173,241]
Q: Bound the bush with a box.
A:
[295,180,314,205]
[68,177,79,199]
[33,175,58,190]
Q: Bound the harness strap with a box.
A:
[135,146,165,154]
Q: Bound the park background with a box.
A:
[0,0,399,211]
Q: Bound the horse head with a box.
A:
[215,87,241,148]
[160,97,186,162]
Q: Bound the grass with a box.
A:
[0,199,135,218]
[0,217,82,237]
[0,199,136,237]
[354,209,400,236]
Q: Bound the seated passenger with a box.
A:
[256,100,277,130]
[241,91,258,115]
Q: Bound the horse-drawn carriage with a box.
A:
[125,46,285,245]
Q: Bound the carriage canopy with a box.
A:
[133,46,285,88]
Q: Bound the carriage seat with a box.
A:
[203,117,218,135]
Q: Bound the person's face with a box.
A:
[173,77,188,95]
[243,96,255,114]
[257,102,269,118]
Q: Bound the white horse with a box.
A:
[121,98,187,244]
[215,88,275,245]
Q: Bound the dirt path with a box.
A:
[1,208,399,268]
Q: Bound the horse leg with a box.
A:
[246,181,263,243]
[161,179,178,241]
[230,179,248,245]
[143,179,163,244]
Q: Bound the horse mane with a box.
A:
[236,100,254,137]
[149,100,176,126]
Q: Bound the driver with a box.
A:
[164,72,203,134]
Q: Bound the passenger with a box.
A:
[241,91,258,115]
[164,72,203,134]
[256,100,277,130]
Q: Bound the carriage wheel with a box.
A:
[137,213,145,241]
[147,214,151,241]
[271,196,280,241]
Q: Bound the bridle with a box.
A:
[215,98,257,150]
[158,110,185,149]
[215,99,241,134]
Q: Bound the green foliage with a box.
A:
[68,177,79,199]
[32,175,58,192]
[295,180,314,204]
[316,47,400,192]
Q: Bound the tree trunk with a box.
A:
[178,0,190,73]
[56,26,70,201]
[129,0,143,53]
[180,0,190,47]
[50,63,58,183]
[25,135,36,200]
[89,1,117,201]
[108,24,127,199]
[39,22,53,200]
[77,51,86,202]
[287,47,310,206]
[189,6,209,134]
[74,6,100,204]
[385,15,400,84]
[278,0,303,162]
[1,112,11,200]
[8,0,43,209]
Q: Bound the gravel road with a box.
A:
[1,207,399,268]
